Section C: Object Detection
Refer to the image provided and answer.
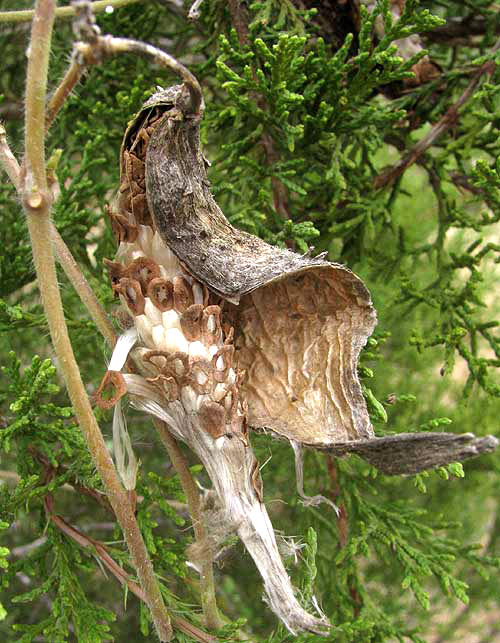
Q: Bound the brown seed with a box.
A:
[144,350,189,379]
[157,375,179,402]
[125,257,161,295]
[147,278,173,312]
[180,304,204,341]
[115,277,145,316]
[105,205,138,243]
[103,258,125,291]
[201,305,222,344]
[173,276,194,312]
[124,150,145,183]
[199,401,226,439]
[95,370,127,410]
[189,360,213,395]
[131,192,148,222]
[211,345,235,383]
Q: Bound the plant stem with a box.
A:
[21,2,172,640]
[154,420,222,630]
[46,59,85,131]
[0,126,116,349]
[0,0,140,23]
[0,123,21,189]
[50,223,117,348]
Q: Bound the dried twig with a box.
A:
[0,125,116,348]
[0,0,140,23]
[50,224,117,348]
[44,492,217,643]
[0,122,21,189]
[374,38,500,190]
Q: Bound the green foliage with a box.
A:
[1,1,499,642]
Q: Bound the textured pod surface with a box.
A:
[142,87,377,447]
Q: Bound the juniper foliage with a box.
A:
[0,1,499,642]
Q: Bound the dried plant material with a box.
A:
[100,72,498,635]
[112,399,138,491]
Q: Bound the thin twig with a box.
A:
[76,35,202,115]
[21,2,172,640]
[46,59,86,131]
[0,122,21,189]
[50,224,117,348]
[44,492,217,643]
[154,420,222,630]
[374,38,500,190]
[0,0,140,23]
[0,124,116,347]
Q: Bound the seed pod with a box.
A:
[141,87,376,448]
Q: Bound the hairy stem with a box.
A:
[154,420,222,630]
[46,59,85,131]
[21,2,171,640]
[0,0,140,23]
[0,123,21,189]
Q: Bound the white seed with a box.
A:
[209,345,219,357]
[227,368,236,385]
[131,249,145,261]
[207,315,216,333]
[164,328,189,353]
[192,282,204,305]
[213,383,227,402]
[216,355,225,371]
[135,314,153,346]
[108,328,138,371]
[224,390,233,412]
[152,324,166,349]
[137,224,153,256]
[196,370,208,385]
[162,309,181,331]
[144,297,163,325]
[180,385,199,411]
[189,340,210,361]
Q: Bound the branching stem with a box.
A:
[0,0,140,23]
[50,224,117,348]
[374,37,500,189]
[21,2,172,640]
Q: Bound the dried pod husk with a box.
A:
[142,87,377,448]
[114,83,497,637]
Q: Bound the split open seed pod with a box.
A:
[142,86,497,474]
[143,86,377,446]
[104,78,497,636]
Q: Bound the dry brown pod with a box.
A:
[139,84,497,474]
[104,78,497,635]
